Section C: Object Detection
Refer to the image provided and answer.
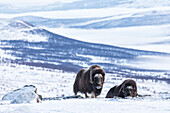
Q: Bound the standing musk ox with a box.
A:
[106,79,137,98]
[73,65,105,98]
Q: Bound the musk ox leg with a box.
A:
[85,93,89,98]
[92,92,97,98]
[73,82,78,95]
[73,79,78,95]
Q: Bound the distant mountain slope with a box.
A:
[70,11,170,29]
[1,0,170,13]
[13,10,170,29]
[0,19,170,83]
[13,16,107,28]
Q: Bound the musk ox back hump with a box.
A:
[73,69,86,95]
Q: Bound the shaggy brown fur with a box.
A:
[106,79,137,98]
[73,65,105,98]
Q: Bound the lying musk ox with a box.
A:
[73,65,105,98]
[106,79,137,98]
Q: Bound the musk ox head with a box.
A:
[89,65,105,97]
[119,79,137,98]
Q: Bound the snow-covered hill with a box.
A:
[1,18,170,74]
[13,10,170,29]
[1,1,169,54]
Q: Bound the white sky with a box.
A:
[0,0,79,6]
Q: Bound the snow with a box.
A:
[1,7,170,19]
[0,31,48,42]
[0,62,169,112]
[0,0,170,112]
[0,0,81,7]
[0,1,170,54]
[0,19,48,42]
[0,99,169,113]
[133,55,170,70]
[0,29,48,43]
[1,85,40,104]
[46,25,170,45]
[45,24,170,53]
[0,63,73,99]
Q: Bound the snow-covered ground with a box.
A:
[1,98,170,113]
[0,62,169,112]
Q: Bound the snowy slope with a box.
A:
[1,19,170,73]
[46,25,170,53]
[12,10,170,29]
[1,2,169,53]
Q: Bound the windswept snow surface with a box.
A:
[0,99,170,113]
[0,63,169,112]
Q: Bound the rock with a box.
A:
[42,95,84,101]
[63,95,84,99]
[2,85,42,104]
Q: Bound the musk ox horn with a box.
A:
[119,83,125,93]
[90,70,94,84]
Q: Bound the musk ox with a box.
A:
[73,65,105,98]
[106,79,137,98]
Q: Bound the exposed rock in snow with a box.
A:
[42,95,84,101]
[2,85,42,104]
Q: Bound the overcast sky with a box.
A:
[0,0,79,6]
